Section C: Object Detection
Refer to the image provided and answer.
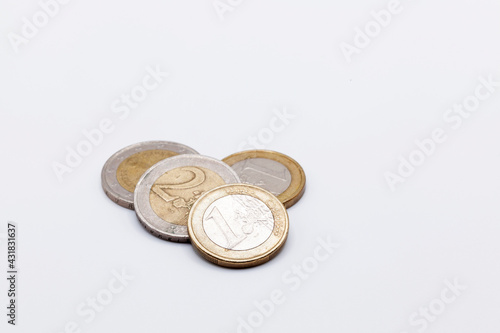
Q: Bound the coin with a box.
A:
[188,184,289,268]
[222,150,306,208]
[134,155,240,243]
[101,141,199,209]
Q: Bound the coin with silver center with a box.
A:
[101,141,199,210]
[134,155,240,243]
[222,150,306,208]
[188,184,289,268]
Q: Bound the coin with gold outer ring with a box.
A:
[188,184,289,268]
[222,150,306,208]
[101,141,199,209]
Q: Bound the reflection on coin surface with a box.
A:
[101,141,199,209]
[188,184,289,268]
[134,155,240,243]
[222,150,306,208]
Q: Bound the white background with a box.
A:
[1,0,500,332]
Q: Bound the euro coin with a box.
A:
[134,155,240,242]
[222,150,306,208]
[188,184,289,268]
[101,141,199,209]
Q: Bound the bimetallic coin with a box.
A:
[101,141,199,210]
[134,155,240,243]
[222,150,306,208]
[188,184,289,268]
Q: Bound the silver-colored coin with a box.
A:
[230,158,292,196]
[101,141,199,210]
[134,155,240,243]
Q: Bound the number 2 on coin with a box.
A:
[152,167,205,203]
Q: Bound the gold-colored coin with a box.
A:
[117,150,178,192]
[149,166,226,226]
[188,184,289,268]
[222,150,306,208]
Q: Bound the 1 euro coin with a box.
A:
[188,184,289,268]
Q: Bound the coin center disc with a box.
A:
[149,166,226,226]
[202,194,274,251]
[116,149,179,192]
[230,158,292,196]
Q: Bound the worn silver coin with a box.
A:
[101,141,199,210]
[134,155,240,242]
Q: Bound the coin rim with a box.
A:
[134,154,240,243]
[222,150,306,208]
[101,141,199,210]
[188,184,289,268]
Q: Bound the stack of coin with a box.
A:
[101,141,306,268]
